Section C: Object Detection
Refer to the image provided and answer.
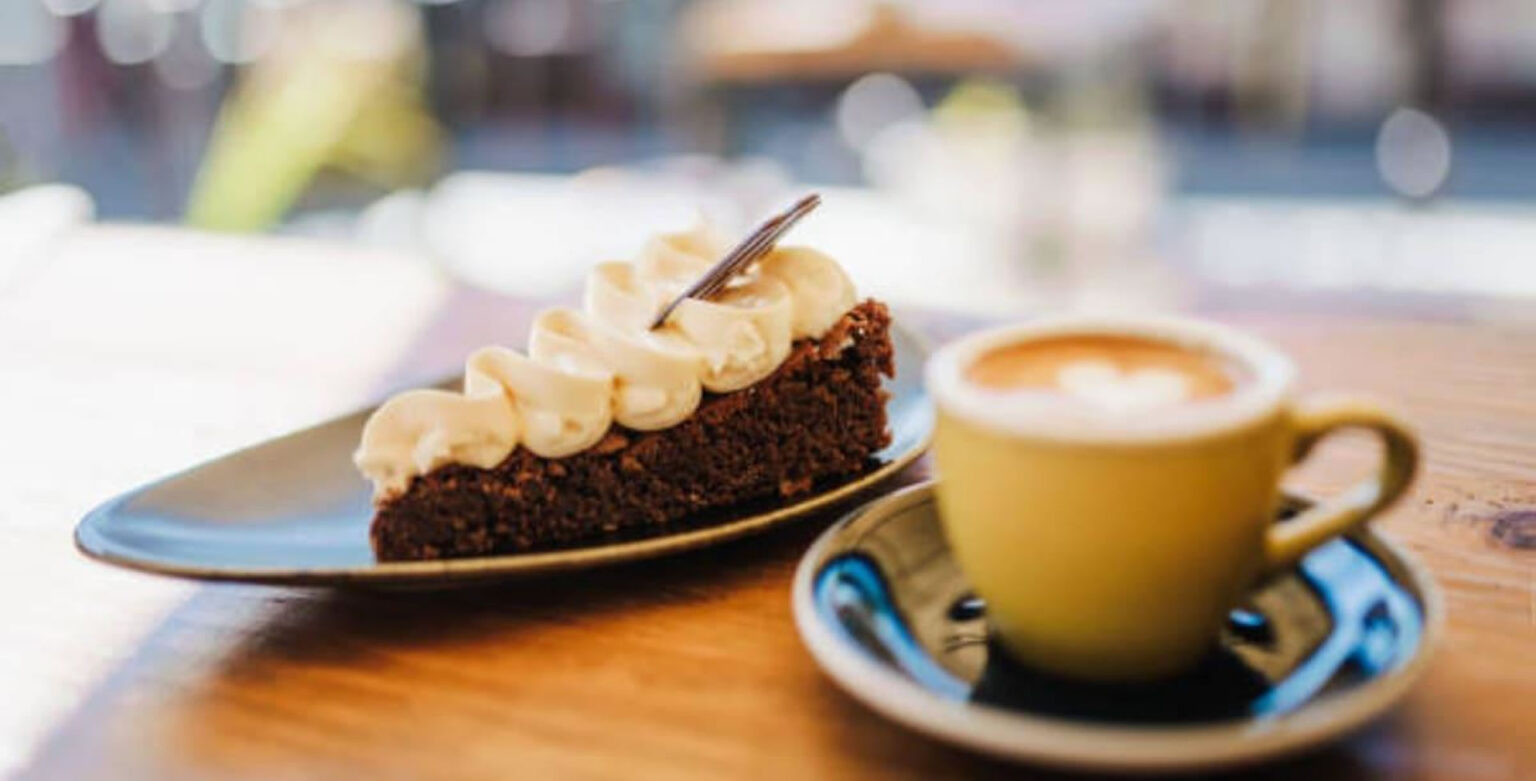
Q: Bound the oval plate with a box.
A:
[793,482,1442,775]
[75,325,933,586]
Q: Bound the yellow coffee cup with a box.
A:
[925,316,1417,682]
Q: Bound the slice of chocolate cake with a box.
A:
[354,214,897,562]
[369,300,892,560]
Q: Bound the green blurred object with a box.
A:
[933,78,1030,133]
[185,1,441,232]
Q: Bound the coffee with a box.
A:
[928,317,1417,680]
[965,334,1242,411]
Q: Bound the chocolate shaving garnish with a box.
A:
[650,193,821,329]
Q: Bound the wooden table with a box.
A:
[6,229,1536,780]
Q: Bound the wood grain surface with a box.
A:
[7,243,1536,780]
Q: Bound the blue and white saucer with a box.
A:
[792,481,1441,774]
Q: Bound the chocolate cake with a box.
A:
[370,300,893,561]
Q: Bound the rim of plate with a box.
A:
[790,482,1444,774]
[74,323,935,586]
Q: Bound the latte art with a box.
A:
[1055,361,1192,412]
[966,334,1242,412]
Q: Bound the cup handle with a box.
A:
[1263,397,1419,573]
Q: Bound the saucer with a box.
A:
[74,326,933,587]
[792,482,1441,774]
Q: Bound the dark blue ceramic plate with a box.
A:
[792,482,1441,774]
[75,326,934,586]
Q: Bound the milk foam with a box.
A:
[1054,360,1192,413]
[926,316,1298,444]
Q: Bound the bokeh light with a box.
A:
[486,0,578,57]
[155,12,222,90]
[0,2,67,65]
[96,0,175,65]
[835,73,925,151]
[200,0,284,64]
[1376,107,1452,199]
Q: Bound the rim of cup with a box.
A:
[924,315,1297,445]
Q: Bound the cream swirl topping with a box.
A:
[355,227,858,499]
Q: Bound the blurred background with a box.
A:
[8,5,1536,778]
[4,0,1536,316]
